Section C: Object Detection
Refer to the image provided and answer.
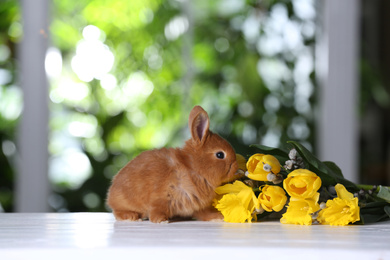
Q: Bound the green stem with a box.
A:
[356,184,379,192]
[281,165,292,174]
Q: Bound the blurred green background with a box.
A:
[1,0,389,212]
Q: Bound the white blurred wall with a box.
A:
[16,0,50,212]
[316,0,360,183]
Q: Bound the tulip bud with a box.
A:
[246,154,281,181]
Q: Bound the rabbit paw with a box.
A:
[149,214,169,223]
[193,207,224,221]
[113,210,142,221]
[209,218,225,222]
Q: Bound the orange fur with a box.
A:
[106,106,238,223]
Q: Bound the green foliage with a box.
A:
[322,161,344,178]
[385,205,390,217]
[250,144,289,164]
[287,141,357,190]
[377,186,390,203]
[0,0,317,212]
[359,201,390,224]
[356,187,390,224]
[0,0,19,32]
[252,141,357,190]
[0,0,20,212]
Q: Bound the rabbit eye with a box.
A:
[215,151,225,159]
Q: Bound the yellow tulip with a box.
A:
[258,185,287,212]
[335,183,355,200]
[317,184,360,226]
[215,191,253,223]
[216,180,256,198]
[280,194,321,225]
[283,169,321,199]
[215,181,260,223]
[246,154,281,181]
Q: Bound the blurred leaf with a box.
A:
[287,141,357,190]
[358,213,389,225]
[0,0,19,212]
[357,201,390,224]
[50,19,81,50]
[360,201,389,209]
[360,205,388,215]
[249,144,289,164]
[323,161,344,178]
[377,186,390,203]
[385,205,390,217]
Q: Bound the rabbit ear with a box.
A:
[189,106,210,144]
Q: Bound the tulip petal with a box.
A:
[215,194,252,223]
[283,169,322,199]
[335,183,354,200]
[317,184,360,226]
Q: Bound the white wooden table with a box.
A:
[1,213,389,259]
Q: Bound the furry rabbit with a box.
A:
[106,105,238,223]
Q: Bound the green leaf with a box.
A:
[287,141,329,173]
[287,141,357,190]
[384,206,390,217]
[249,144,289,157]
[358,203,390,224]
[249,144,289,165]
[323,161,344,178]
[360,201,389,209]
[377,186,390,203]
[358,213,389,224]
[360,206,388,215]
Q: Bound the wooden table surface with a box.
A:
[1,213,389,259]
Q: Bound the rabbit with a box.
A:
[106,105,238,223]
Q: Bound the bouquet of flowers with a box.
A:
[213,141,390,225]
